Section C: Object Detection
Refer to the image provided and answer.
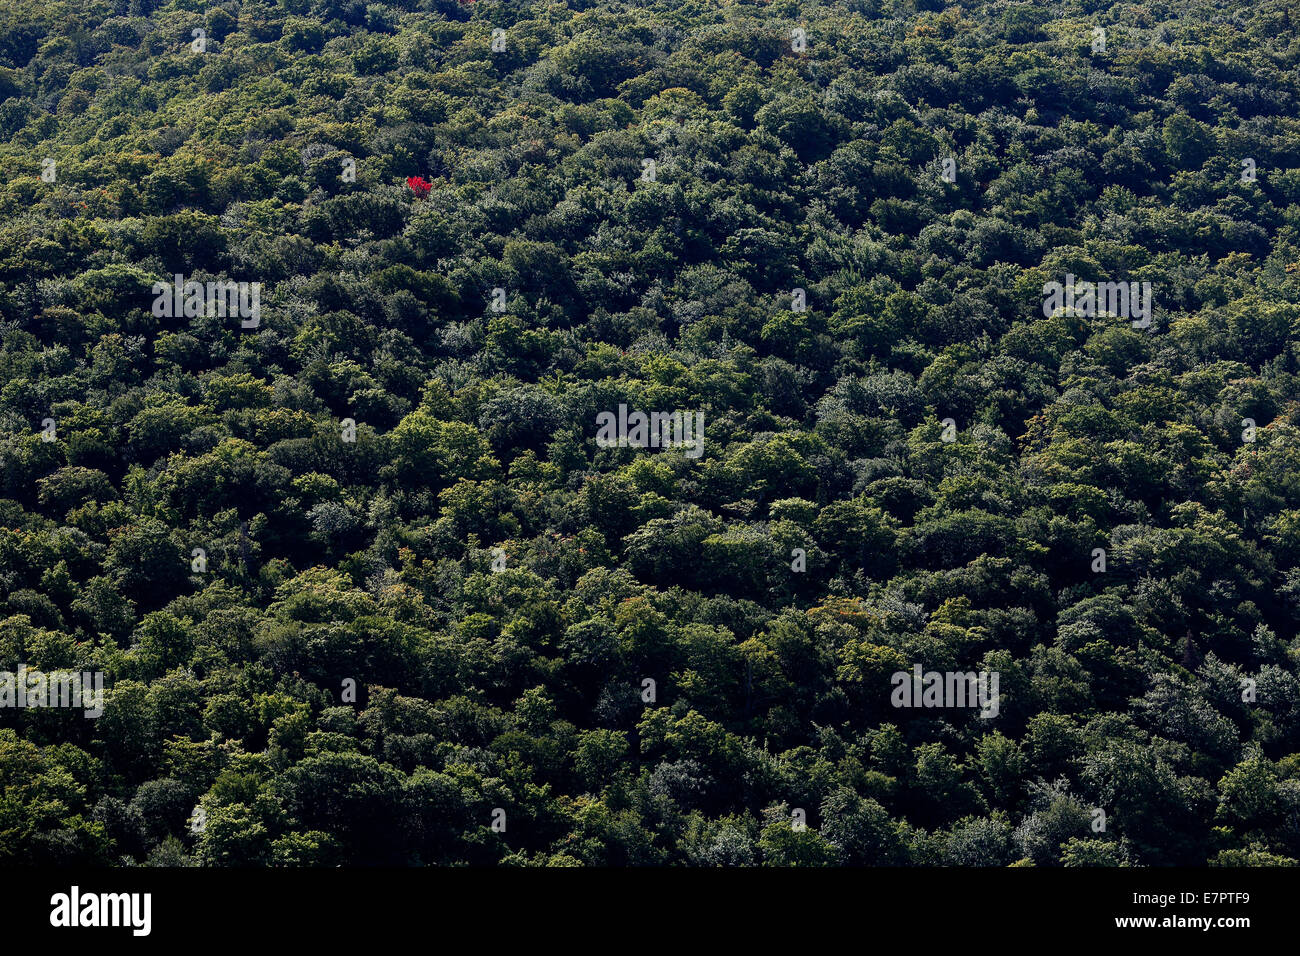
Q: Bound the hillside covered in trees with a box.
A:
[1,0,1299,867]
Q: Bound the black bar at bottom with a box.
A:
[1,866,1284,942]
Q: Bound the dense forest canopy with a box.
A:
[1,0,1299,867]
